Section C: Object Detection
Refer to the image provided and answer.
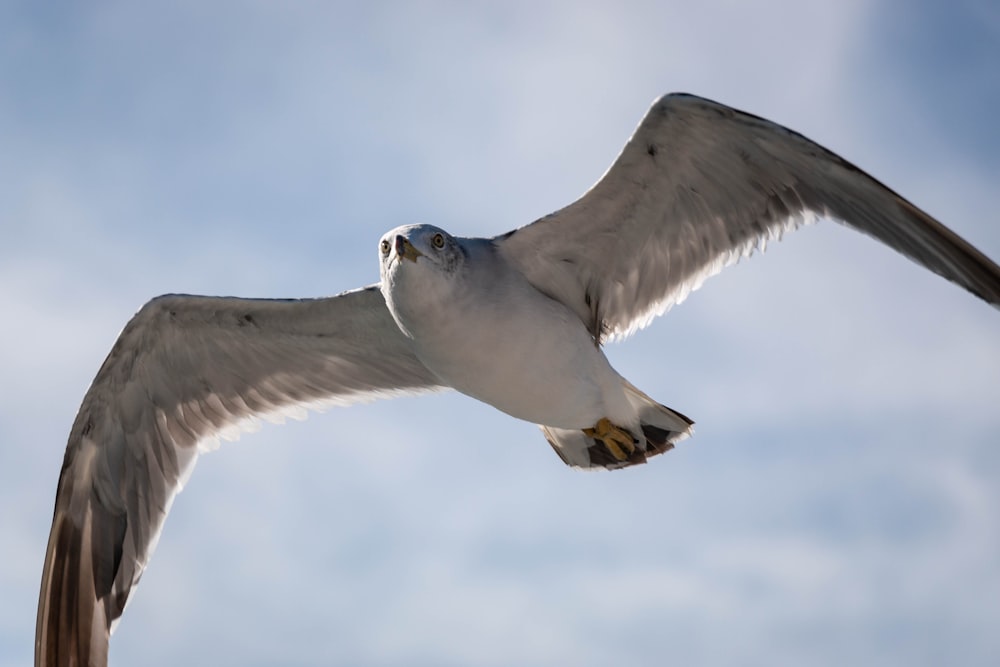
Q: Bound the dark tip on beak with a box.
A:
[394,235,423,263]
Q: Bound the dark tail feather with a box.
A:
[542,380,693,470]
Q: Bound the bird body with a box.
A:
[380,227,631,431]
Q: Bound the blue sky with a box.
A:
[2,2,999,666]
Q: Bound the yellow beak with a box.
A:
[396,236,423,263]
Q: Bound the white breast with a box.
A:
[384,245,624,429]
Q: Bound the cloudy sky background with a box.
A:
[2,1,999,665]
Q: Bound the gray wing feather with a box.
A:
[36,285,443,667]
[496,93,1000,342]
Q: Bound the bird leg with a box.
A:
[583,418,637,462]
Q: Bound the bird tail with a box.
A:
[541,380,693,470]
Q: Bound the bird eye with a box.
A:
[380,239,390,256]
[432,233,445,249]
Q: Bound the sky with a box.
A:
[2,1,999,666]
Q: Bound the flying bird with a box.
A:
[36,93,1000,667]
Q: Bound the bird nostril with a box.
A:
[394,235,406,255]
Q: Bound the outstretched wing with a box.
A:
[36,285,444,667]
[496,93,1000,342]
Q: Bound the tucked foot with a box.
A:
[583,418,638,462]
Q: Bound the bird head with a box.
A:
[378,224,464,282]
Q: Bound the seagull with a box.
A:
[36,93,1000,667]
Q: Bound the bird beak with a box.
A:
[395,235,423,263]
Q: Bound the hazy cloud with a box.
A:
[2,2,998,666]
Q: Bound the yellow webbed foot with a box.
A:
[582,417,637,462]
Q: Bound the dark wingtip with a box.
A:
[36,511,112,667]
